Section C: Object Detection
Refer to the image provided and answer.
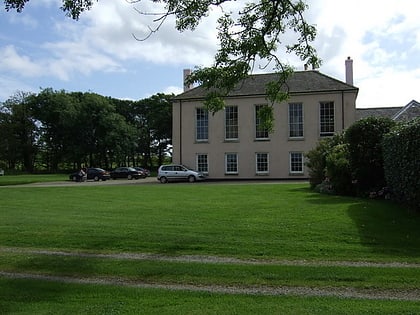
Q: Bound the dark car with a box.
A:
[133,167,150,177]
[69,168,110,182]
[110,167,144,180]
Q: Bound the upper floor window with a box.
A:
[256,153,269,174]
[289,152,304,174]
[225,106,238,140]
[196,153,208,174]
[288,103,303,138]
[255,104,269,139]
[196,107,208,141]
[225,153,238,174]
[320,101,335,137]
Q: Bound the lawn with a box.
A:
[0,181,419,314]
[0,173,68,186]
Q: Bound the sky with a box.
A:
[0,0,419,108]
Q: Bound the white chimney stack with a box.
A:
[183,69,193,92]
[345,57,353,85]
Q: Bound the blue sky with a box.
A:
[0,0,419,108]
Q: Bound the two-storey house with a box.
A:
[172,61,358,180]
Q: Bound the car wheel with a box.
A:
[188,175,196,183]
[127,174,133,180]
[160,177,168,184]
[72,176,77,182]
[94,176,99,181]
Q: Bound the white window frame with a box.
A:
[256,153,269,174]
[255,104,269,140]
[195,107,208,142]
[225,106,239,140]
[320,101,335,137]
[289,152,304,174]
[196,153,209,174]
[225,153,238,174]
[288,103,304,138]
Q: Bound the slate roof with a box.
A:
[356,107,402,120]
[174,70,358,100]
[356,100,420,121]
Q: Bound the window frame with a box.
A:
[225,105,239,141]
[225,153,238,174]
[195,107,209,142]
[196,153,209,174]
[255,152,269,174]
[289,152,304,174]
[288,102,304,139]
[255,104,269,140]
[319,101,335,137]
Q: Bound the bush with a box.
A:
[383,118,420,212]
[325,143,353,195]
[306,134,344,189]
[345,117,396,195]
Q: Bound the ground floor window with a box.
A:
[196,154,208,173]
[225,153,238,174]
[289,152,304,174]
[256,153,269,174]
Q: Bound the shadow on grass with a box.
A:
[300,188,420,259]
[346,200,420,259]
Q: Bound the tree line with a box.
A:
[0,89,172,173]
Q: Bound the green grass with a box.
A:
[1,278,419,315]
[0,181,419,313]
[0,174,67,186]
[0,184,418,261]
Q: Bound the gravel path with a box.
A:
[1,247,420,301]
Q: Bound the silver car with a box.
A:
[157,164,206,183]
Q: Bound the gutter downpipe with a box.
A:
[179,99,183,164]
[341,91,345,130]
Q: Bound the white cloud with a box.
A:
[0,45,43,76]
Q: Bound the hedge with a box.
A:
[383,118,420,212]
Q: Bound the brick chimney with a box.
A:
[183,69,193,92]
[345,57,353,85]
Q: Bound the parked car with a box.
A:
[133,167,150,177]
[157,164,206,183]
[69,168,110,182]
[110,167,145,180]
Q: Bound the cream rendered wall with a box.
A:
[172,90,356,179]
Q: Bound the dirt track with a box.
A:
[1,247,419,301]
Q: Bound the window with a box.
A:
[255,105,269,139]
[196,154,208,174]
[320,102,335,137]
[288,103,303,138]
[225,153,238,174]
[225,106,238,140]
[256,153,269,174]
[196,107,208,141]
[289,152,304,174]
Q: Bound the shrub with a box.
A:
[325,143,353,195]
[383,118,420,212]
[345,117,396,195]
[306,134,344,189]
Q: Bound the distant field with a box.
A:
[0,182,419,314]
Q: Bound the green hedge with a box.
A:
[383,118,420,211]
[345,117,396,195]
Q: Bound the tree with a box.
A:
[30,88,77,172]
[4,0,320,131]
[1,91,38,172]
